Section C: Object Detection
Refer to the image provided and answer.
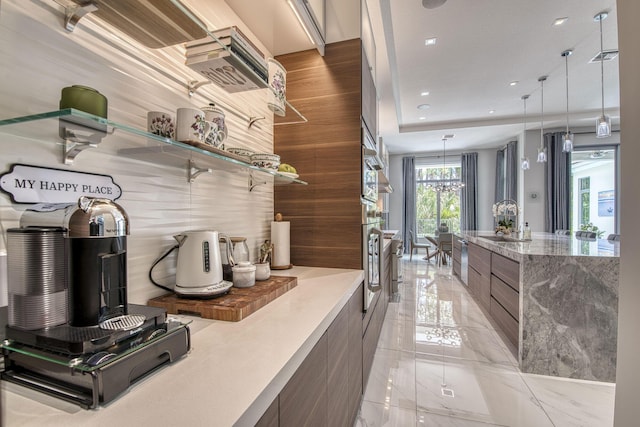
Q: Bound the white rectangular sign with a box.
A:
[0,164,122,204]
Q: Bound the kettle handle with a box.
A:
[174,234,187,247]
[218,233,235,266]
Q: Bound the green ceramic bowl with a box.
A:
[59,85,108,118]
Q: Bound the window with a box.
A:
[415,162,462,235]
[579,177,590,226]
[570,147,617,237]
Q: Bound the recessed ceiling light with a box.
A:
[553,17,569,26]
[419,116,426,120]
[509,81,518,86]
[425,37,437,46]
[417,104,431,110]
[489,110,495,114]
[421,91,430,96]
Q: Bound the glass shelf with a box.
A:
[57,0,307,125]
[0,109,308,186]
[1,317,191,373]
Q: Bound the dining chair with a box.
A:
[409,230,431,261]
[437,233,453,267]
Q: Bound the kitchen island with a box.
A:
[457,231,619,382]
[1,267,364,426]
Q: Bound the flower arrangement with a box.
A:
[491,202,520,217]
[492,200,521,235]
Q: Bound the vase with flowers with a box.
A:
[492,199,520,235]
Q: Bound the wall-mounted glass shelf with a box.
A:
[56,0,307,125]
[0,109,308,187]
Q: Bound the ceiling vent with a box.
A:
[590,49,619,63]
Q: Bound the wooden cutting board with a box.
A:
[147,276,297,321]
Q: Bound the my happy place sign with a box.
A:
[0,164,122,204]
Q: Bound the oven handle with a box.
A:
[367,227,384,293]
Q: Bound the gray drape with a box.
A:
[505,141,518,201]
[494,141,517,203]
[402,156,416,253]
[544,132,570,232]
[460,152,478,231]
[494,149,505,203]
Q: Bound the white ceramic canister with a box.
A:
[232,261,256,288]
[267,58,287,117]
[254,262,271,281]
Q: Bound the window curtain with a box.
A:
[494,141,517,203]
[402,156,416,253]
[460,152,478,231]
[505,141,518,201]
[544,132,570,232]
[494,149,505,203]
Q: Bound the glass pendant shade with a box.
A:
[537,76,547,163]
[561,49,573,153]
[537,147,547,163]
[595,12,611,138]
[562,132,574,152]
[597,115,612,138]
[521,94,529,171]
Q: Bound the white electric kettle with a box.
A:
[175,230,234,297]
[147,230,233,298]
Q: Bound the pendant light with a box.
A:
[595,11,611,138]
[561,49,574,152]
[537,76,547,163]
[427,136,464,193]
[521,94,530,170]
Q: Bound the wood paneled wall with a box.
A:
[274,39,363,269]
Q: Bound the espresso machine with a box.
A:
[1,196,190,408]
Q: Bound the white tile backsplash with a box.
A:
[0,0,277,304]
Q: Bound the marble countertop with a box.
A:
[460,231,619,262]
[2,266,364,427]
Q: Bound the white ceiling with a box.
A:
[225,0,620,156]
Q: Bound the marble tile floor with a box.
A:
[354,256,616,427]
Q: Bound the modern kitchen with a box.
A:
[1,0,640,426]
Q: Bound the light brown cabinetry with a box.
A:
[328,302,350,426]
[362,283,387,390]
[255,396,279,427]
[489,253,520,347]
[348,283,364,423]
[274,39,369,269]
[262,284,365,426]
[467,243,491,310]
[452,237,462,278]
[280,332,328,426]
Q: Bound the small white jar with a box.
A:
[254,262,271,281]
[232,261,256,288]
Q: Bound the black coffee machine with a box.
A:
[2,196,190,408]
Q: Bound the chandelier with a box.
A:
[428,137,465,193]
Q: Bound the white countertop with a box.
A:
[2,266,364,427]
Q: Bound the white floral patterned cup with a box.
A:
[176,107,215,144]
[147,111,175,139]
